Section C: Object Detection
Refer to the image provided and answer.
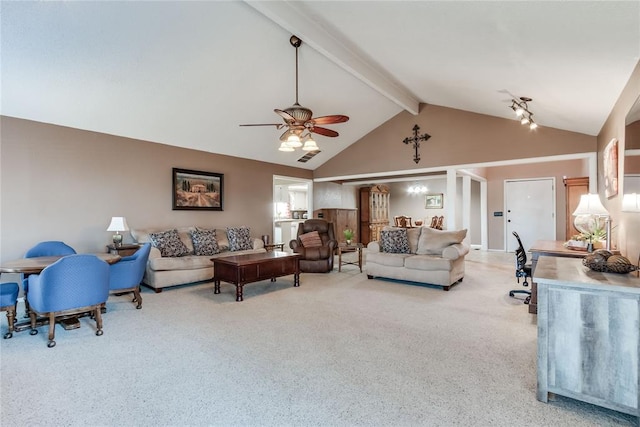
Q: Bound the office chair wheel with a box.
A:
[47,340,56,348]
[30,329,38,335]
[4,332,12,339]
[525,296,531,304]
[509,291,515,297]
[96,330,103,336]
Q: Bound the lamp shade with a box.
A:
[106,216,129,232]
[622,193,640,212]
[572,194,609,216]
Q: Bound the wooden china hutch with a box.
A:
[359,184,390,245]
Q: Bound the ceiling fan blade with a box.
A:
[275,109,296,122]
[312,115,349,125]
[311,126,339,137]
[239,123,284,129]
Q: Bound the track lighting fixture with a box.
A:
[509,96,538,130]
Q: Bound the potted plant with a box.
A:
[343,229,354,245]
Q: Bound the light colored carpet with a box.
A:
[0,250,636,426]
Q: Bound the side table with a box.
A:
[337,243,364,272]
[264,243,285,252]
[106,243,141,257]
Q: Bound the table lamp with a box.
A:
[107,216,129,247]
[572,194,610,251]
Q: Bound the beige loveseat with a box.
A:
[365,226,469,291]
[131,226,266,292]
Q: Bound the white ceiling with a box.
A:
[2,1,639,170]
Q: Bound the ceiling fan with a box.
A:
[239,35,349,152]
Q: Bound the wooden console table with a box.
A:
[534,257,640,424]
[528,240,589,314]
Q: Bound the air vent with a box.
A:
[297,150,321,163]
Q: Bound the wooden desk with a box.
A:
[528,240,589,314]
[534,257,640,424]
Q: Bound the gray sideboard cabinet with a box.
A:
[534,257,640,425]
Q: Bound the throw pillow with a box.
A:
[189,229,220,256]
[149,229,191,257]
[227,226,253,251]
[299,231,323,248]
[416,227,467,255]
[380,229,410,254]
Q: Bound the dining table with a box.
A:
[0,253,121,332]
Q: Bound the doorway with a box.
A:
[505,178,556,252]
[273,176,313,252]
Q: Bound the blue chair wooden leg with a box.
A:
[1,283,19,339]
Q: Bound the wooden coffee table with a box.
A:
[211,251,302,301]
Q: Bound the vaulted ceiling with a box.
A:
[2,1,639,170]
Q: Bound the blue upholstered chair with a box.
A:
[23,241,77,317]
[27,254,109,348]
[108,243,151,309]
[0,282,19,339]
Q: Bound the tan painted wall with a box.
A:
[486,160,589,249]
[315,104,596,179]
[597,61,640,264]
[0,117,311,263]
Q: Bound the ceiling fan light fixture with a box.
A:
[520,116,530,125]
[529,121,538,130]
[278,142,295,152]
[286,132,302,147]
[302,137,319,151]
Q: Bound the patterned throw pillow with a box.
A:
[227,226,253,251]
[189,229,220,256]
[149,229,191,257]
[299,231,323,248]
[380,229,410,254]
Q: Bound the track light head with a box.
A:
[509,96,538,130]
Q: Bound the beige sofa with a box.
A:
[131,226,265,292]
[365,226,469,291]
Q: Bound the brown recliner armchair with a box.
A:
[289,219,337,273]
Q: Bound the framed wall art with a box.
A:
[604,138,618,198]
[172,168,224,211]
[425,193,444,209]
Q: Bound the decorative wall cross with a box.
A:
[402,124,431,164]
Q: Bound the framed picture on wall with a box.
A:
[604,138,618,198]
[172,168,224,211]
[425,193,444,209]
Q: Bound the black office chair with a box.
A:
[509,231,532,304]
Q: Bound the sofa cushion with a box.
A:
[149,254,214,271]
[404,255,453,271]
[189,229,220,256]
[149,229,191,257]
[416,227,467,255]
[367,251,411,267]
[380,229,410,254]
[196,227,230,251]
[227,226,253,251]
[299,231,322,248]
[407,227,422,254]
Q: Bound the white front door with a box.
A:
[505,178,556,252]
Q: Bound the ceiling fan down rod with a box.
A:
[290,35,302,105]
